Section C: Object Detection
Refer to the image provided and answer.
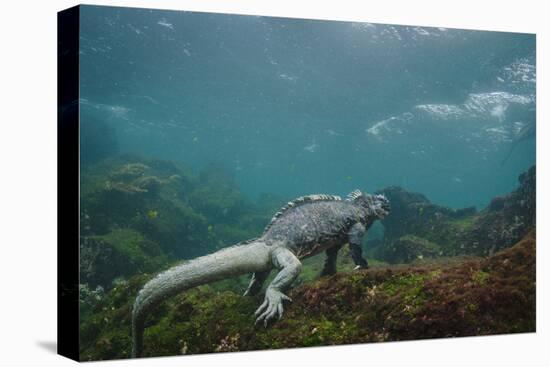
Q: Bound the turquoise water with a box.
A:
[79,5,535,210]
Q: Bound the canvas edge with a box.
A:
[57,4,81,362]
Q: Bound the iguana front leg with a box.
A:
[348,222,369,269]
[254,247,302,327]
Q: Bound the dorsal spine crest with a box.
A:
[346,189,363,201]
[264,194,342,233]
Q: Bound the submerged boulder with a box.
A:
[80,229,169,290]
[379,235,441,264]
[375,165,535,262]
[79,155,277,292]
[374,186,478,260]
[463,165,535,255]
[79,231,535,360]
[376,186,476,243]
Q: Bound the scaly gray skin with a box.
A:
[131,190,390,358]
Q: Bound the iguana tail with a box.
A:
[131,239,271,358]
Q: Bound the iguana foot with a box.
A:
[320,269,336,277]
[254,288,292,327]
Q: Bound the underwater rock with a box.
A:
[80,156,273,271]
[80,161,167,235]
[81,158,187,235]
[80,235,132,289]
[77,157,535,359]
[375,165,535,261]
[461,165,535,255]
[371,186,473,260]
[105,163,163,198]
[451,206,477,218]
[379,235,441,264]
[78,231,535,360]
[133,175,162,195]
[110,163,150,181]
[80,229,168,289]
[376,186,474,243]
[188,165,245,224]
[104,180,148,195]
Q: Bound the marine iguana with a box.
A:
[131,189,390,357]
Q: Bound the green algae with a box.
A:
[80,231,536,360]
[472,270,490,285]
[78,156,536,361]
[97,229,166,268]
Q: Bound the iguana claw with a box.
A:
[254,288,292,327]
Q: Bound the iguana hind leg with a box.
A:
[254,247,301,327]
[243,270,270,296]
[320,244,342,276]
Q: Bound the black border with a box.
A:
[57,5,80,361]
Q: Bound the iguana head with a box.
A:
[347,190,390,219]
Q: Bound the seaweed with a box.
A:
[375,166,535,261]
[79,231,535,360]
[78,156,536,360]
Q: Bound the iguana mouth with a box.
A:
[376,208,389,219]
